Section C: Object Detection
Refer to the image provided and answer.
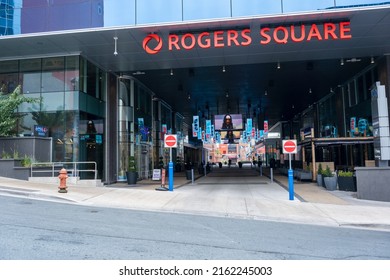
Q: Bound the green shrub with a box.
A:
[317,163,323,175]
[21,155,33,167]
[128,156,136,172]
[338,170,353,177]
[323,166,333,177]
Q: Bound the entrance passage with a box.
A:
[205,164,261,178]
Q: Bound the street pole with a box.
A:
[288,153,294,200]
[169,147,173,191]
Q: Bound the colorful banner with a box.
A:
[198,127,202,140]
[192,116,199,137]
[350,117,357,137]
[206,120,212,136]
[246,118,252,135]
[264,120,269,135]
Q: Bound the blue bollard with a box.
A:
[169,161,174,191]
[288,169,294,200]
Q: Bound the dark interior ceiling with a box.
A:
[1,5,390,127]
[133,57,373,125]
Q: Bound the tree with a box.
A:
[0,85,40,136]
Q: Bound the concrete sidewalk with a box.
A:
[1,167,390,232]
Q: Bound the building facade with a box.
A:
[1,1,390,184]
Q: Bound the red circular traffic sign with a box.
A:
[165,135,177,148]
[283,140,297,153]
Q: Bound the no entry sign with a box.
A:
[282,140,297,154]
[164,134,177,148]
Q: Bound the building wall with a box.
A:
[2,0,389,35]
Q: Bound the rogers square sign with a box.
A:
[142,21,352,54]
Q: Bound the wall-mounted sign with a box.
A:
[33,125,48,137]
[143,21,351,54]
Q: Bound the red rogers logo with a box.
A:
[142,34,163,54]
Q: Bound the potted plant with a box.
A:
[126,156,137,185]
[323,166,337,191]
[338,170,356,191]
[317,163,323,187]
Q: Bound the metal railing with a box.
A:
[30,161,97,180]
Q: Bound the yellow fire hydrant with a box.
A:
[58,168,68,193]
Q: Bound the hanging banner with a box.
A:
[264,120,269,135]
[198,127,202,140]
[192,116,199,137]
[246,118,252,135]
[350,117,357,137]
[162,124,167,134]
[206,120,212,136]
[138,118,144,128]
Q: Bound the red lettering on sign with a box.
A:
[241,29,252,46]
[274,26,288,44]
[168,34,180,50]
[340,21,352,39]
[214,31,224,48]
[323,23,337,40]
[227,30,239,47]
[307,24,323,41]
[260,27,271,45]
[198,32,211,48]
[291,25,305,42]
[145,21,352,54]
[182,33,196,50]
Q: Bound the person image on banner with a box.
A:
[222,114,233,130]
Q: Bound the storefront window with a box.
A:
[0,72,19,94]
[21,72,41,94]
[65,56,80,91]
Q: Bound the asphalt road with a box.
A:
[1,195,390,260]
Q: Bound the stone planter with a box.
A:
[317,174,323,186]
[324,176,337,191]
[338,176,356,192]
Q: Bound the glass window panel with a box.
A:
[18,93,40,113]
[42,57,65,71]
[65,91,79,111]
[282,0,335,13]
[0,73,19,94]
[41,92,64,111]
[137,0,182,24]
[42,71,65,92]
[232,0,282,17]
[0,60,18,73]
[104,0,136,27]
[183,0,231,21]
[20,59,41,72]
[22,72,41,93]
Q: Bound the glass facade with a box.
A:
[0,55,106,178]
[1,0,389,35]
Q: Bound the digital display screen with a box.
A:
[214,114,243,131]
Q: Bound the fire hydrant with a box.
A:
[58,168,68,193]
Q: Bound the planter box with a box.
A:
[338,176,356,192]
[126,171,138,185]
[317,174,323,186]
[324,176,337,191]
